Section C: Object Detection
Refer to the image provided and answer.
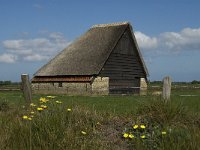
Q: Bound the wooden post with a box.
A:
[162,76,172,101]
[21,74,32,104]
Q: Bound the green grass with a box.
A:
[1,89,200,114]
[0,89,200,149]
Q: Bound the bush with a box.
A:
[191,80,200,84]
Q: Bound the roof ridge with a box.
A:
[92,22,129,28]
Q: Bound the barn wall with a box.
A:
[140,78,148,95]
[32,77,109,95]
[91,77,109,95]
[100,28,146,94]
[32,82,92,95]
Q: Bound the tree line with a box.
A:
[0,81,20,85]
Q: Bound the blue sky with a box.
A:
[0,0,200,82]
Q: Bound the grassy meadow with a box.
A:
[0,85,200,150]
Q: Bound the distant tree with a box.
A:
[4,81,12,85]
[0,80,13,85]
[191,80,200,84]
[150,81,162,84]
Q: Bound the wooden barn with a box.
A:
[32,22,149,95]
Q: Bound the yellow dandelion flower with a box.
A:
[123,133,129,138]
[22,115,28,119]
[40,97,45,101]
[37,107,43,111]
[30,103,36,107]
[40,105,47,109]
[140,125,146,129]
[40,97,48,103]
[30,111,34,114]
[129,134,134,139]
[56,101,62,104]
[28,117,32,120]
[67,108,71,112]
[47,96,56,98]
[81,131,87,135]
[133,125,138,129]
[140,135,146,139]
[161,131,167,135]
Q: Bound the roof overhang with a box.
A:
[32,76,93,83]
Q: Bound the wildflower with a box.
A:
[37,107,43,111]
[30,115,34,118]
[133,125,138,129]
[56,101,62,104]
[81,131,87,135]
[140,135,146,139]
[67,108,71,112]
[28,117,32,120]
[22,115,28,119]
[30,103,36,107]
[140,125,146,129]
[161,131,167,135]
[30,111,34,114]
[123,133,129,138]
[129,134,134,139]
[40,97,48,103]
[47,96,56,98]
[40,105,47,109]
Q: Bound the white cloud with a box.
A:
[134,27,200,56]
[2,32,70,62]
[49,32,64,39]
[3,40,23,50]
[161,27,200,51]
[3,38,52,51]
[135,31,158,49]
[0,53,17,63]
[9,49,32,55]
[24,54,49,61]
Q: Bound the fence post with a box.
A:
[21,74,32,104]
[162,76,172,101]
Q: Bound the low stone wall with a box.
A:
[91,77,109,95]
[32,82,92,95]
[32,77,109,95]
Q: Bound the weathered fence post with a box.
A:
[21,74,32,104]
[162,76,172,101]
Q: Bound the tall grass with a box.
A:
[0,96,199,150]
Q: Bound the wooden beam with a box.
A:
[21,74,32,104]
[162,76,172,101]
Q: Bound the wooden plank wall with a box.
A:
[99,28,146,94]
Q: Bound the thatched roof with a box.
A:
[34,22,148,77]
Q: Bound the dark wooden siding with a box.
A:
[99,28,146,94]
